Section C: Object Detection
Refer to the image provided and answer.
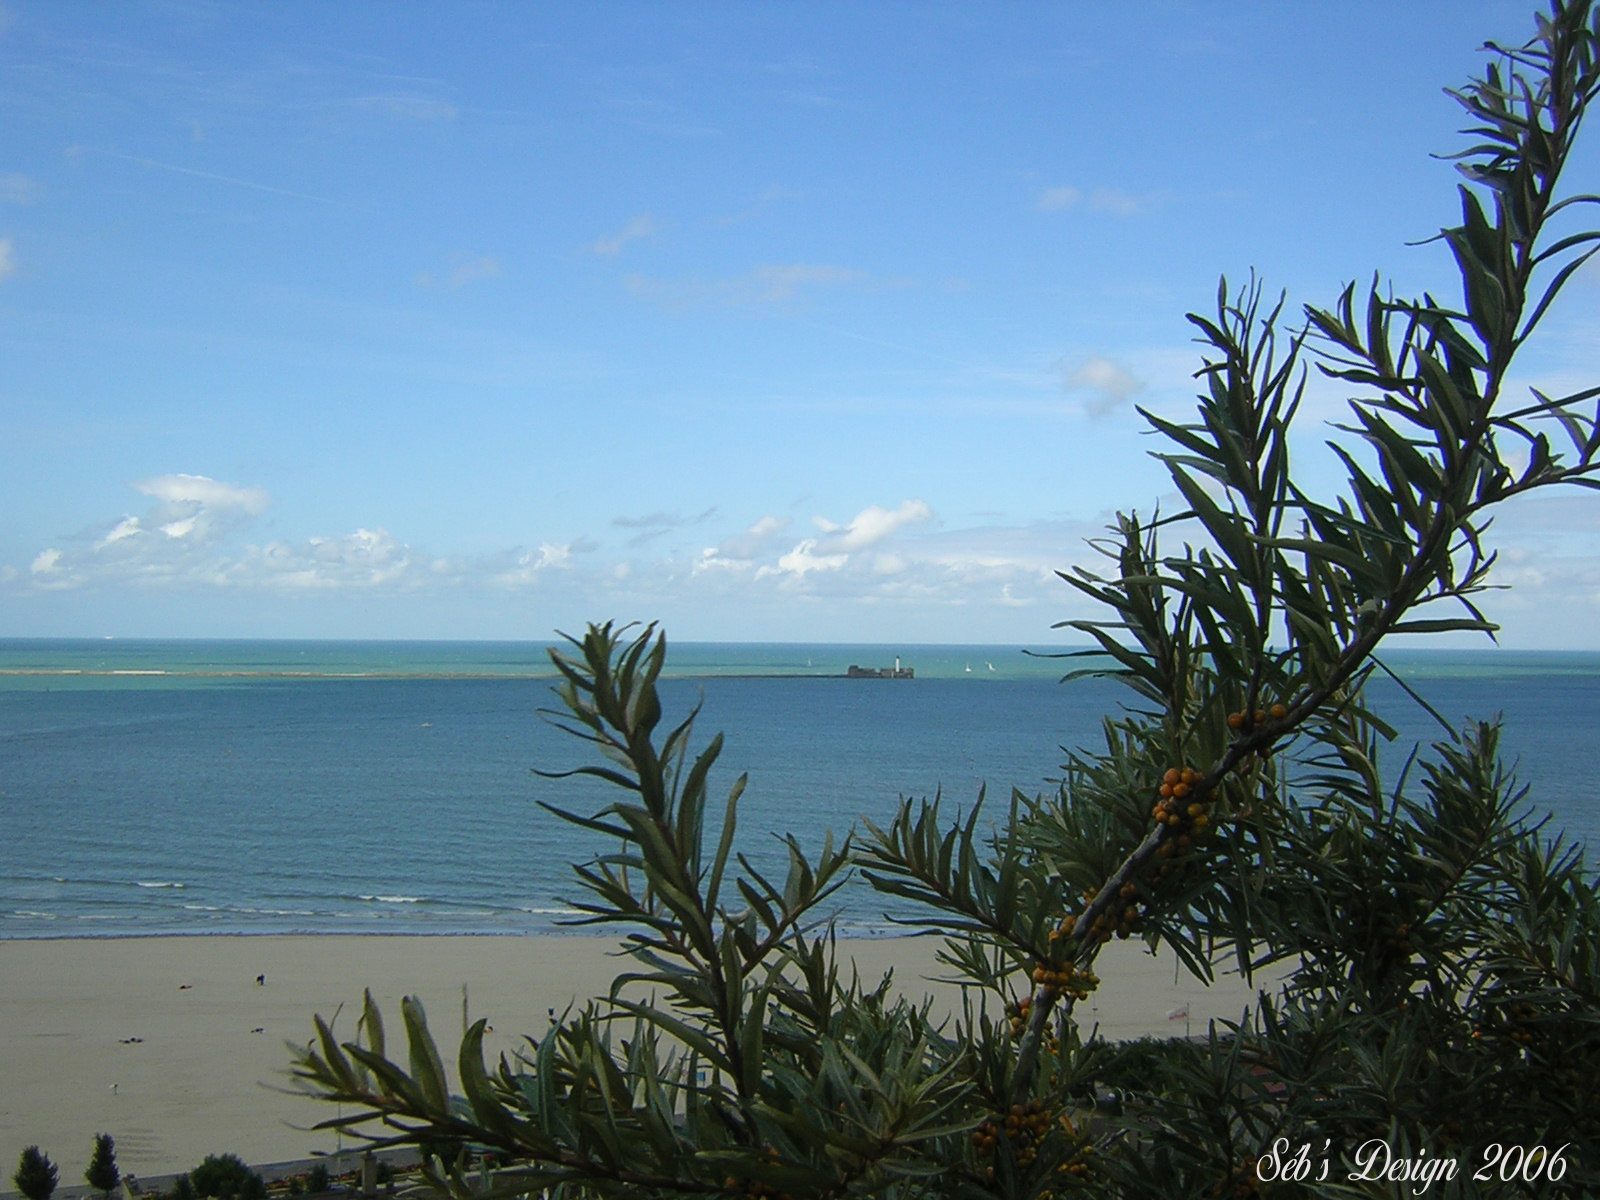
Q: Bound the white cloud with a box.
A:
[0,173,39,204]
[756,500,934,581]
[750,264,864,303]
[133,474,270,513]
[83,474,274,556]
[709,515,791,563]
[1035,185,1157,218]
[309,528,413,584]
[229,528,426,590]
[0,478,302,597]
[416,255,502,290]
[354,94,458,122]
[593,214,660,256]
[96,516,142,549]
[532,542,571,569]
[494,542,577,587]
[1090,188,1148,216]
[624,262,868,311]
[1064,356,1144,418]
[0,237,15,281]
[447,257,501,289]
[873,553,907,575]
[764,541,849,577]
[812,499,933,552]
[6,475,447,595]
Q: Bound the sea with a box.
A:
[3,638,1598,940]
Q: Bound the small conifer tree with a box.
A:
[85,1133,120,1198]
[13,1147,59,1200]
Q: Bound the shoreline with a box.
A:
[2,933,1281,1180]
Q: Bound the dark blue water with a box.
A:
[3,646,1597,938]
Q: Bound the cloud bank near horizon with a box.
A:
[8,476,1079,623]
[10,469,1597,648]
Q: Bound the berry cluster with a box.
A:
[1006,996,1063,1055]
[1111,882,1146,939]
[1227,702,1288,731]
[1008,994,1032,1038]
[1057,1147,1093,1181]
[1031,960,1099,1000]
[1381,920,1415,955]
[972,1100,1055,1168]
[1151,766,1210,855]
[1502,999,1540,1047]
[1052,883,1150,947]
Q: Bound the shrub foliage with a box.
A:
[291,3,1600,1197]
[189,1155,265,1200]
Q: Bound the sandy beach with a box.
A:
[1,934,1279,1182]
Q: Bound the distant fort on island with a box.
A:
[845,657,914,679]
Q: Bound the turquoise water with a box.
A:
[0,638,1073,682]
[3,640,1597,938]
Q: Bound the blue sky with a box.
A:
[3,1,1597,646]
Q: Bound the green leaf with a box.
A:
[1388,617,1498,635]
[401,996,450,1113]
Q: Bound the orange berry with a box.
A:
[1162,768,1180,785]
[1227,711,1245,730]
[1270,703,1288,719]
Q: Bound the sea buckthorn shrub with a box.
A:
[291,4,1600,1197]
